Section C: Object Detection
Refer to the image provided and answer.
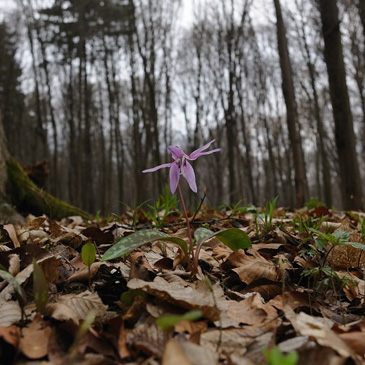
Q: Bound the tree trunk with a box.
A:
[357,0,365,40]
[273,0,309,207]
[0,110,90,221]
[295,0,333,207]
[317,0,363,210]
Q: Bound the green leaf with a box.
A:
[263,346,298,365]
[81,242,96,267]
[0,269,27,305]
[156,310,202,332]
[120,289,146,306]
[33,259,48,314]
[194,227,251,250]
[345,241,365,250]
[102,230,188,261]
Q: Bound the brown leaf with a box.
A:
[67,262,104,283]
[24,216,47,230]
[19,315,52,359]
[81,227,114,245]
[226,293,278,326]
[129,252,156,281]
[175,320,207,335]
[127,317,165,357]
[0,325,20,347]
[338,332,365,357]
[127,276,223,321]
[0,301,22,327]
[228,249,279,285]
[57,291,108,322]
[7,254,20,276]
[269,291,318,312]
[162,339,192,365]
[284,306,356,359]
[3,224,21,248]
[44,302,79,324]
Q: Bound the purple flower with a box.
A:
[142,139,221,194]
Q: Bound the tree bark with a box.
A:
[0,110,90,221]
[317,0,363,209]
[273,0,309,207]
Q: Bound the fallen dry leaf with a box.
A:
[57,290,108,322]
[338,331,365,357]
[3,224,21,248]
[0,325,20,347]
[162,339,192,365]
[226,293,278,326]
[227,248,279,285]
[127,276,223,321]
[45,302,79,324]
[19,315,52,359]
[284,306,358,360]
[0,301,22,327]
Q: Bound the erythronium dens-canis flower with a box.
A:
[142,139,221,193]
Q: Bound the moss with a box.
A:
[6,160,91,220]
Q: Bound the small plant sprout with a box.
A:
[33,259,48,314]
[81,242,96,286]
[263,346,298,365]
[81,242,96,287]
[156,310,202,333]
[143,140,221,268]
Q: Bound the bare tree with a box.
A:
[317,0,363,209]
[273,0,309,207]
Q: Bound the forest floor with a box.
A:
[0,202,365,364]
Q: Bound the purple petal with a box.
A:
[142,162,173,173]
[169,163,180,194]
[182,161,197,193]
[168,145,186,160]
[193,148,221,157]
[188,139,218,160]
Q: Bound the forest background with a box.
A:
[0,0,364,215]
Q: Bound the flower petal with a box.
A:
[182,161,197,193]
[169,163,180,194]
[188,139,218,160]
[168,145,186,160]
[193,148,221,157]
[142,163,173,173]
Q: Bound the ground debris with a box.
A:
[0,206,364,364]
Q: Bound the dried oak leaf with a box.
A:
[227,248,279,285]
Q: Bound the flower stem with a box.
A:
[177,183,195,262]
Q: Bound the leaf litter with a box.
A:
[0,206,364,364]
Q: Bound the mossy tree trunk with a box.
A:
[0,110,90,221]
